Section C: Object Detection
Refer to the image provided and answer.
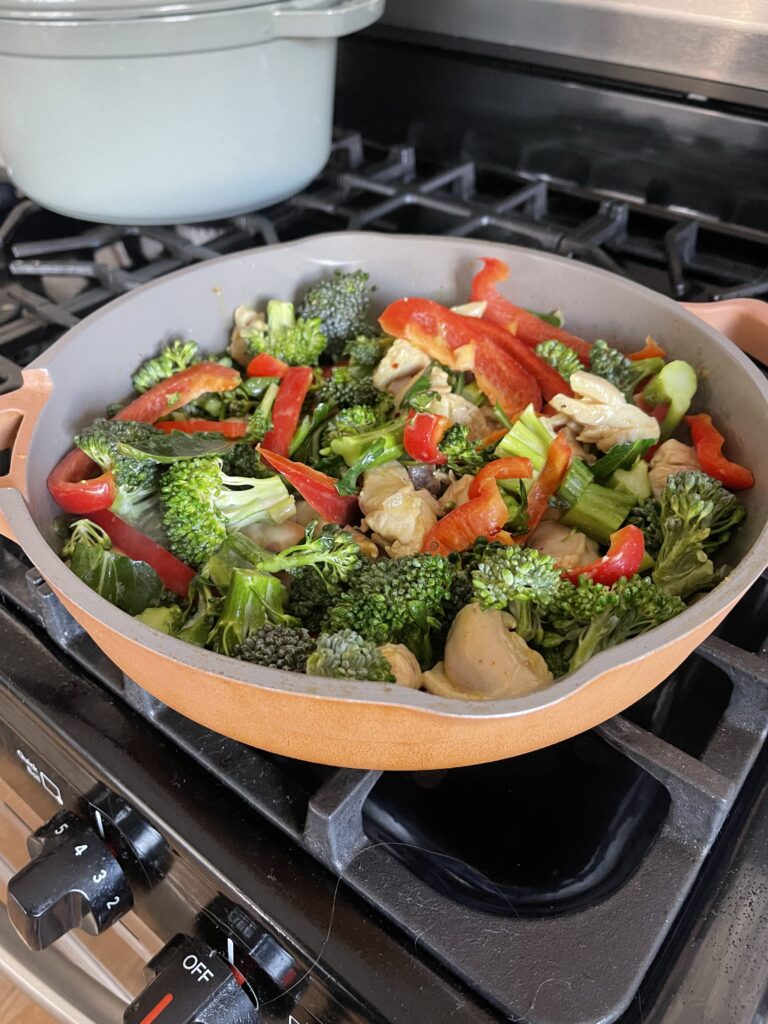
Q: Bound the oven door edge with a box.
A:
[0,908,124,1024]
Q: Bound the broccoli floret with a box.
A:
[589,339,664,400]
[327,416,406,496]
[208,568,295,656]
[235,622,316,672]
[318,366,381,409]
[306,629,395,682]
[220,441,271,479]
[132,339,199,393]
[287,566,341,634]
[566,575,685,671]
[247,381,280,442]
[652,469,745,598]
[236,522,364,583]
[298,270,374,356]
[627,497,663,557]
[437,423,488,476]
[472,544,562,642]
[160,457,294,568]
[324,554,455,666]
[321,405,380,449]
[345,333,391,368]
[535,340,582,381]
[75,418,162,524]
[245,300,326,366]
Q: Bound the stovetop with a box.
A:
[0,35,768,1024]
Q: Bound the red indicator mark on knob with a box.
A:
[139,993,174,1024]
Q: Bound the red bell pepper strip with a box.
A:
[379,296,543,416]
[246,353,290,379]
[628,336,666,362]
[47,455,118,515]
[465,314,572,400]
[563,525,645,586]
[116,362,241,424]
[685,413,755,490]
[521,432,572,539]
[256,447,359,525]
[470,258,592,364]
[467,457,533,499]
[48,362,242,514]
[88,509,195,598]
[260,366,313,457]
[422,477,509,556]
[378,298,461,367]
[155,419,249,438]
[473,336,542,418]
[403,411,451,464]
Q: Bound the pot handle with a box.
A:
[0,368,52,543]
[271,0,384,38]
[682,298,768,366]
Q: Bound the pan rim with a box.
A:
[13,230,768,721]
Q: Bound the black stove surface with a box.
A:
[0,38,767,1024]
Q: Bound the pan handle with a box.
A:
[682,298,768,366]
[0,369,52,542]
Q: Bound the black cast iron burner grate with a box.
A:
[1,131,767,1023]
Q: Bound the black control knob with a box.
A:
[7,810,133,951]
[124,935,259,1024]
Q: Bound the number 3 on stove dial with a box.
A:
[92,869,107,884]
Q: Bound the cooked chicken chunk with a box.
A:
[242,519,305,553]
[649,439,700,499]
[378,643,423,689]
[372,338,430,392]
[528,521,599,571]
[423,366,488,439]
[550,370,660,451]
[439,473,474,514]
[229,304,265,366]
[359,462,439,558]
[422,603,552,701]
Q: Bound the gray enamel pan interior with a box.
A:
[3,232,768,724]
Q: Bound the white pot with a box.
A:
[0,0,383,223]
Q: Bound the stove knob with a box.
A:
[124,935,259,1024]
[7,810,133,951]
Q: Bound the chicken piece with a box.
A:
[439,474,474,514]
[345,527,379,560]
[242,519,305,553]
[359,462,439,558]
[541,418,596,464]
[372,338,430,392]
[527,521,599,571]
[422,366,488,439]
[293,500,326,529]
[229,304,265,366]
[422,603,552,701]
[550,370,660,452]
[649,439,700,499]
[378,643,423,689]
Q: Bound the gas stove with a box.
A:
[0,25,767,1024]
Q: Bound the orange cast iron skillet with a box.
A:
[1,233,767,770]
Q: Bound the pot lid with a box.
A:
[0,0,323,19]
